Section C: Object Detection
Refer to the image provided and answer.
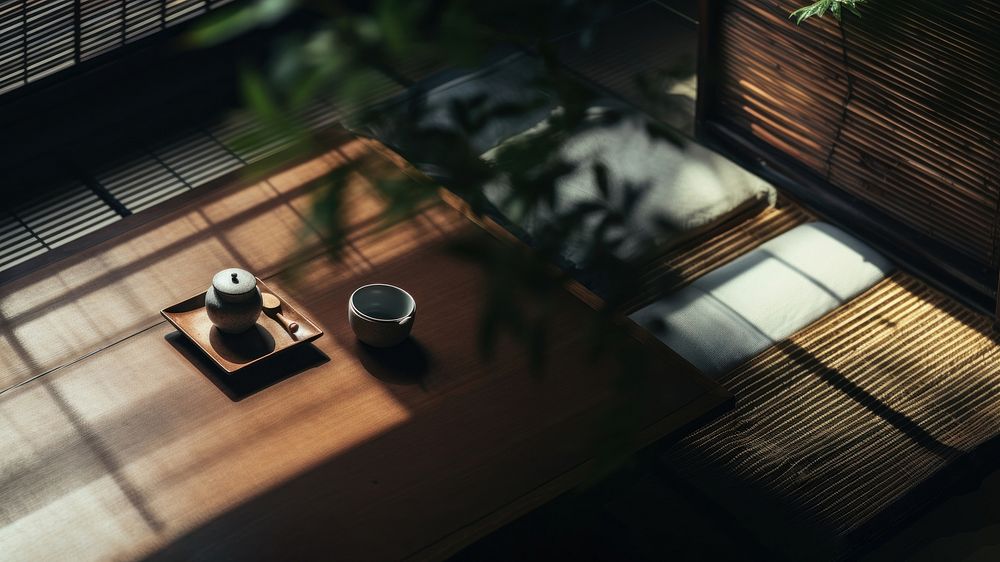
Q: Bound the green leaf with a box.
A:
[790,0,827,24]
[790,0,864,23]
[187,8,258,46]
[375,0,427,55]
[240,68,280,122]
[187,0,296,46]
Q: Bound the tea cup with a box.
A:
[348,284,416,347]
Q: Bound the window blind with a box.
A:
[0,100,341,274]
[701,0,1000,306]
[0,0,234,94]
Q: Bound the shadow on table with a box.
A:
[354,338,432,388]
[166,331,330,401]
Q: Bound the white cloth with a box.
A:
[364,52,556,173]
[630,222,894,377]
[483,106,777,265]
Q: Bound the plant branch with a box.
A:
[825,16,855,181]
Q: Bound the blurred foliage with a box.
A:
[193,0,693,469]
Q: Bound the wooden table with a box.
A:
[0,138,727,561]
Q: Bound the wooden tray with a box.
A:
[161,277,323,373]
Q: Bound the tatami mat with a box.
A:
[662,271,1000,559]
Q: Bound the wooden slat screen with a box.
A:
[0,98,342,276]
[702,0,1000,308]
[664,271,1000,559]
[0,0,235,94]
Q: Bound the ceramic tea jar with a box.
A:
[205,268,262,334]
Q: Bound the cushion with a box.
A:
[481,105,777,267]
[360,52,557,180]
[629,222,894,376]
[362,52,777,275]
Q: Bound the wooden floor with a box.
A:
[455,193,1000,560]
[662,270,1000,559]
[546,3,1000,558]
[428,153,1000,560]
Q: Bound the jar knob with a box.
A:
[231,272,239,283]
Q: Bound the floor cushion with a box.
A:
[481,104,777,267]
[361,51,777,276]
[629,221,894,376]
[360,52,557,181]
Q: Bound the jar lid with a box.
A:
[212,268,257,296]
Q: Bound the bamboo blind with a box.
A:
[705,0,1000,302]
[664,271,1000,559]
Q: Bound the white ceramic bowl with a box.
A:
[348,284,416,347]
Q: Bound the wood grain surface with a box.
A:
[0,138,726,561]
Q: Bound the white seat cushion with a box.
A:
[629,222,894,377]
[362,52,557,177]
[482,105,776,266]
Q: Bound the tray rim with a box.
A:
[160,277,324,373]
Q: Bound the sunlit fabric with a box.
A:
[483,104,776,266]
[631,222,893,376]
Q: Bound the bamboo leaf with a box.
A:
[240,68,280,122]
[187,0,296,46]
[790,0,864,23]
